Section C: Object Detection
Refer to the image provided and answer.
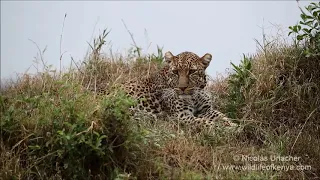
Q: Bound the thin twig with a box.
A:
[85,16,100,59]
[70,55,83,74]
[121,19,141,57]
[59,13,67,75]
[290,107,318,154]
[28,39,48,71]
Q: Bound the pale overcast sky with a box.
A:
[0,1,314,80]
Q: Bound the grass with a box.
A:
[1,3,320,179]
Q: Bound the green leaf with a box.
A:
[301,14,307,21]
[297,25,302,31]
[307,5,314,12]
[302,28,312,34]
[231,63,242,74]
[57,130,64,135]
[293,25,298,33]
[310,2,317,7]
[297,35,305,41]
[305,20,315,26]
[65,135,71,140]
[28,145,41,150]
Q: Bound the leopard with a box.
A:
[122,51,241,133]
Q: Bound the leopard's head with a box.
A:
[164,51,212,95]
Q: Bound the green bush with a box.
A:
[0,76,153,179]
[225,55,255,119]
[289,2,320,57]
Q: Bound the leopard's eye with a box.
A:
[172,69,178,74]
[189,69,197,74]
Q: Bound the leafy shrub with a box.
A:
[225,55,255,119]
[289,2,320,57]
[0,75,153,179]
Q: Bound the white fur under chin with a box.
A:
[178,94,192,99]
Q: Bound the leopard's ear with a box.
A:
[201,53,212,68]
[164,51,174,63]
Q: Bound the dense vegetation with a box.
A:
[1,2,319,179]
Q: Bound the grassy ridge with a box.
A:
[1,2,319,179]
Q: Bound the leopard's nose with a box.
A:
[179,87,187,91]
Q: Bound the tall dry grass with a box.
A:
[207,32,320,179]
